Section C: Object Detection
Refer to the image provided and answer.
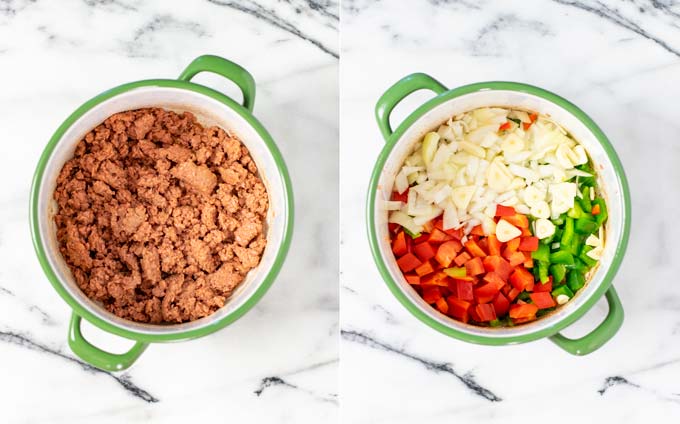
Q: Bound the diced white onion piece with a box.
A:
[451,185,476,210]
[515,204,531,215]
[571,145,588,165]
[459,141,486,158]
[443,202,460,230]
[481,215,496,235]
[388,211,423,234]
[383,200,403,211]
[421,132,440,166]
[394,170,409,194]
[551,242,561,250]
[556,144,575,169]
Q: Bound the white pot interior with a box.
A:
[374,89,625,338]
[37,86,288,335]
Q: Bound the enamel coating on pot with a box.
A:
[368,75,630,353]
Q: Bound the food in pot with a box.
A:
[54,108,268,324]
[387,107,606,326]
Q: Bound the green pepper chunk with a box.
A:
[567,270,586,292]
[531,243,550,263]
[537,261,550,283]
[579,176,596,187]
[566,257,588,273]
[575,216,598,234]
[552,285,574,299]
[489,319,502,327]
[561,217,574,246]
[518,291,532,301]
[579,187,592,212]
[593,198,608,227]
[550,264,567,284]
[576,162,594,173]
[579,246,598,267]
[566,234,581,256]
[567,202,584,219]
[550,250,574,265]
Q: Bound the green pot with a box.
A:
[367,73,631,355]
[30,55,294,371]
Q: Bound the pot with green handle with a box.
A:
[30,55,294,371]
[367,73,630,355]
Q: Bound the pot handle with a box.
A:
[178,55,256,112]
[549,287,624,355]
[68,313,148,372]
[375,73,447,141]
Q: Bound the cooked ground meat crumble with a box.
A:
[54,108,268,323]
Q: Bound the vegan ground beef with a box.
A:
[53,108,268,323]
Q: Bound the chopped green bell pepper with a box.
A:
[550,264,567,284]
[550,250,574,265]
[567,270,586,292]
[537,261,550,283]
[444,267,467,278]
[575,216,597,234]
[532,243,550,263]
[561,217,574,246]
[592,198,608,227]
[579,187,592,212]
[552,285,574,299]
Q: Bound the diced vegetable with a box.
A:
[387,107,607,327]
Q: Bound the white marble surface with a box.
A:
[0,0,337,422]
[340,0,680,423]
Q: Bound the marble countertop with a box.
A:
[0,0,338,422]
[340,0,680,423]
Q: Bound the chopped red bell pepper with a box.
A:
[509,266,534,291]
[465,257,485,276]
[493,292,510,316]
[421,271,449,287]
[529,113,538,122]
[428,228,452,244]
[591,204,601,215]
[495,204,516,217]
[522,122,532,131]
[506,251,526,267]
[436,297,449,314]
[413,242,436,262]
[470,225,485,236]
[453,251,472,266]
[482,255,512,281]
[464,239,487,258]
[498,121,512,131]
[435,240,463,268]
[404,274,420,285]
[415,260,435,276]
[422,286,442,304]
[392,231,408,256]
[509,303,538,319]
[455,280,474,301]
[475,304,497,322]
[487,234,502,256]
[518,236,539,252]
[533,277,553,293]
[397,253,422,273]
[503,214,529,229]
[530,292,556,309]
[447,296,470,323]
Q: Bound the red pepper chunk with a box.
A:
[428,228,453,244]
[475,304,497,322]
[509,303,538,319]
[592,204,601,215]
[435,240,462,268]
[493,292,510,316]
[413,242,436,262]
[509,266,534,291]
[465,257,485,276]
[422,286,442,304]
[518,236,539,252]
[529,113,538,122]
[483,255,513,281]
[464,239,487,258]
[495,204,516,217]
[454,251,472,267]
[436,297,449,314]
[414,260,435,277]
[533,277,553,293]
[447,297,471,323]
[498,121,512,131]
[404,274,420,285]
[487,234,502,256]
[503,214,529,229]
[530,292,556,309]
[507,251,526,267]
[392,231,408,256]
[523,122,532,131]
[397,253,422,273]
[455,280,474,301]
